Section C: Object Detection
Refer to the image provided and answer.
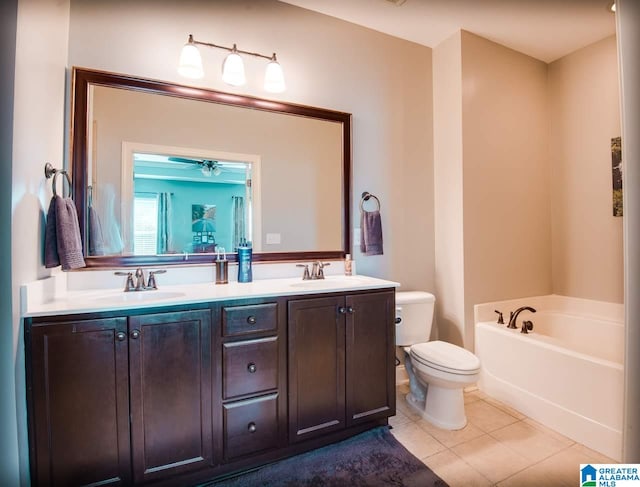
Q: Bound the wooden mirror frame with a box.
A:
[71,67,352,268]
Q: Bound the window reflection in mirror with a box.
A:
[120,153,255,257]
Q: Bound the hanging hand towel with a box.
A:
[55,197,86,270]
[44,196,60,268]
[360,209,384,256]
[88,205,105,256]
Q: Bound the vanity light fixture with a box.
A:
[178,34,286,93]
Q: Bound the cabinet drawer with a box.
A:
[223,337,278,399]
[223,394,279,460]
[222,303,277,337]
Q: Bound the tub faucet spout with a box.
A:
[508,306,536,329]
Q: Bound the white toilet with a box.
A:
[396,291,480,430]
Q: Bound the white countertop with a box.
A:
[22,275,399,318]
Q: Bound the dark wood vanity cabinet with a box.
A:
[26,288,394,486]
[27,317,131,486]
[26,309,212,486]
[288,290,396,443]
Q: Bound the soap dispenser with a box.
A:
[237,239,253,283]
[215,247,228,284]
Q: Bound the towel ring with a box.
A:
[44,162,73,198]
[360,191,381,212]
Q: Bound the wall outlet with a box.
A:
[266,233,281,245]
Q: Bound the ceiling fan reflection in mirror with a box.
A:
[168,156,222,176]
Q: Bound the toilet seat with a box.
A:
[410,341,480,376]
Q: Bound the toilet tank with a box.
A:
[395,291,436,346]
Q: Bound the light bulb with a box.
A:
[178,37,204,79]
[264,57,286,93]
[222,50,246,86]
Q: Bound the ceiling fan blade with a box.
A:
[167,156,201,164]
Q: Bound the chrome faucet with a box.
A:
[114,268,166,291]
[508,306,536,329]
[134,268,146,291]
[310,261,330,280]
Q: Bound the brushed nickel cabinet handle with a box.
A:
[248,422,257,433]
[130,329,140,339]
[116,332,126,341]
[247,316,257,325]
[247,363,257,373]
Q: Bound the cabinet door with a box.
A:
[288,296,345,443]
[346,291,396,426]
[28,318,131,486]
[129,309,212,483]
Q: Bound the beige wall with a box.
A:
[433,32,465,345]
[10,0,71,483]
[549,35,623,303]
[434,31,552,349]
[68,0,435,289]
[461,32,552,346]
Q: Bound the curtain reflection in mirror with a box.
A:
[232,196,245,250]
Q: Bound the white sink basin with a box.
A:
[94,291,186,304]
[289,276,372,289]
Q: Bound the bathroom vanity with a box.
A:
[23,276,396,486]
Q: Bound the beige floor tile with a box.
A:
[388,408,413,428]
[489,420,574,463]
[464,390,486,405]
[451,434,532,484]
[498,443,599,487]
[569,443,617,464]
[423,449,492,487]
[417,417,485,448]
[522,418,575,445]
[483,396,527,420]
[395,391,422,421]
[390,422,447,460]
[465,400,520,433]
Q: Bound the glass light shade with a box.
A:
[212,165,222,177]
[201,165,212,177]
[178,42,204,79]
[222,52,246,86]
[264,60,286,93]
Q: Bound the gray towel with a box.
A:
[360,210,383,256]
[55,197,86,270]
[88,205,105,256]
[44,196,60,268]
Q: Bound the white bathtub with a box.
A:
[474,295,624,461]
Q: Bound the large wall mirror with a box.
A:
[71,68,351,268]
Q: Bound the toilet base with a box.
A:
[405,385,468,430]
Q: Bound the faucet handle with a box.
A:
[521,320,534,334]
[147,269,166,289]
[114,271,135,292]
[317,262,330,279]
[134,268,146,291]
[296,264,311,280]
[494,310,504,324]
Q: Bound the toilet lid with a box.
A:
[411,341,480,375]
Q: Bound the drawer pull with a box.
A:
[248,422,257,433]
[116,332,126,341]
[247,363,257,373]
[130,329,140,339]
[247,315,257,325]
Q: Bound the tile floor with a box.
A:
[390,383,615,486]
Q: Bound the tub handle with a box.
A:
[521,320,534,334]
[494,310,504,324]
